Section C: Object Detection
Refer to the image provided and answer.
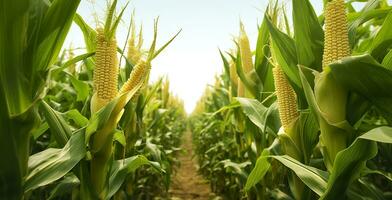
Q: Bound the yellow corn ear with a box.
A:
[322,0,350,68]
[229,61,239,97]
[319,0,350,124]
[119,60,149,94]
[273,66,303,200]
[315,0,350,171]
[273,66,298,131]
[239,24,253,73]
[237,77,245,97]
[91,28,119,113]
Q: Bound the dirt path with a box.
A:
[168,132,215,200]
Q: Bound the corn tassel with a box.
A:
[127,31,142,64]
[315,0,350,171]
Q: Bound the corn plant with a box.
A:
[191,0,392,199]
[1,0,185,199]
[0,0,80,199]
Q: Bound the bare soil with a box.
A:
[168,132,216,200]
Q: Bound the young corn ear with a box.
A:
[315,0,350,171]
[229,60,238,97]
[236,24,253,98]
[91,28,119,114]
[237,77,245,97]
[119,60,150,94]
[273,66,299,131]
[239,23,253,73]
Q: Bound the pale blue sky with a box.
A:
[65,0,380,113]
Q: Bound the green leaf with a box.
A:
[74,14,97,53]
[52,52,95,75]
[141,78,163,110]
[319,127,392,199]
[245,151,329,196]
[363,168,392,183]
[272,155,328,196]
[244,149,270,190]
[0,0,81,117]
[219,49,232,87]
[86,81,143,144]
[254,17,273,97]
[106,155,164,199]
[153,29,182,59]
[86,99,118,145]
[32,122,49,140]
[64,109,89,127]
[40,100,72,146]
[369,10,392,62]
[292,0,324,71]
[348,0,383,47]
[265,14,299,88]
[113,130,126,147]
[328,54,392,124]
[34,0,81,72]
[211,100,240,116]
[382,49,392,70]
[298,66,321,125]
[235,97,268,131]
[358,126,392,143]
[24,129,86,192]
[48,174,79,200]
[296,111,320,162]
[220,160,251,179]
[69,75,90,102]
[263,102,281,134]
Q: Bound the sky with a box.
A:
[64,0,371,113]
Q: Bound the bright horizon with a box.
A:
[64,0,352,113]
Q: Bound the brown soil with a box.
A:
[168,132,216,200]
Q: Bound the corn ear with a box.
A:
[229,60,238,96]
[239,23,253,73]
[322,0,350,68]
[119,60,150,94]
[237,77,245,97]
[91,28,119,114]
[272,66,299,131]
[315,0,350,171]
